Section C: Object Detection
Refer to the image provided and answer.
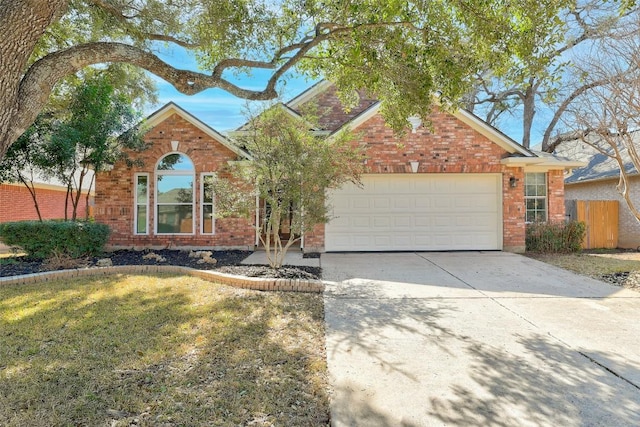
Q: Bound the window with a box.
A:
[201,174,215,234]
[156,153,194,234]
[134,174,149,234]
[525,172,547,222]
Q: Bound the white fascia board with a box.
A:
[501,157,587,170]
[286,80,333,109]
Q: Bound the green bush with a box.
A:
[0,220,110,259]
[526,220,585,253]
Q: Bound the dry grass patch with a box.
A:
[526,252,640,278]
[0,274,329,426]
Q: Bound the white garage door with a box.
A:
[325,174,502,251]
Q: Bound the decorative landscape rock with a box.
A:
[189,250,213,258]
[142,252,167,263]
[190,250,217,265]
[96,258,113,267]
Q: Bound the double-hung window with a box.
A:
[134,174,149,234]
[525,172,547,222]
[156,153,195,234]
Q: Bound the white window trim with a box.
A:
[134,173,149,235]
[524,172,548,223]
[155,152,195,235]
[201,173,215,235]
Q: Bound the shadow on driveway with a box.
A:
[323,252,640,427]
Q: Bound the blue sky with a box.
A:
[149,45,317,132]
[149,46,544,145]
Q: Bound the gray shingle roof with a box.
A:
[555,136,638,184]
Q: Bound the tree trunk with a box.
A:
[18,175,43,222]
[521,82,537,149]
[0,0,69,159]
[85,173,95,220]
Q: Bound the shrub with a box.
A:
[526,220,586,253]
[0,220,110,259]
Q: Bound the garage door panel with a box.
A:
[373,235,392,246]
[373,198,390,209]
[352,198,371,209]
[325,174,501,251]
[393,198,412,209]
[414,198,431,209]
[393,217,412,228]
[352,216,371,228]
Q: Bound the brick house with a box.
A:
[95,81,581,253]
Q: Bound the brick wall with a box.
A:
[547,169,566,222]
[502,169,525,252]
[0,183,91,222]
[356,113,506,174]
[94,113,255,249]
[565,177,640,249]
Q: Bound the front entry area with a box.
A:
[324,174,502,251]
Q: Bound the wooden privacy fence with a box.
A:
[565,200,618,249]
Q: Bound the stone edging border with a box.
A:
[0,265,325,293]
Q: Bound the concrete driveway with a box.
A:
[322,252,640,426]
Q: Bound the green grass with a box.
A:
[526,252,640,278]
[0,274,329,426]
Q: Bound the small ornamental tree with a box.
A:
[51,76,148,219]
[214,105,364,269]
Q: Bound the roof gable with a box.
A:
[287,82,379,132]
[285,81,536,157]
[335,101,535,157]
[146,102,250,159]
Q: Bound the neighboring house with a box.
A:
[556,139,640,249]
[95,81,581,253]
[0,174,94,223]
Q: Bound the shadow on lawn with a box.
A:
[0,274,329,426]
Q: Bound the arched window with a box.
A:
[156,153,195,234]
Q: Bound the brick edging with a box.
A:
[0,265,325,293]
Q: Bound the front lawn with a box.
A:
[526,251,640,289]
[0,274,329,426]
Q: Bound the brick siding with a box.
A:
[94,113,255,249]
[0,183,91,222]
[565,177,640,249]
[547,169,566,222]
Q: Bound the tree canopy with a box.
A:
[1,0,574,160]
[465,0,638,149]
[0,75,147,220]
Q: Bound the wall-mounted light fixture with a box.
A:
[509,176,518,188]
[409,161,420,173]
[407,116,422,133]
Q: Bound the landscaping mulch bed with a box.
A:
[0,249,321,280]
